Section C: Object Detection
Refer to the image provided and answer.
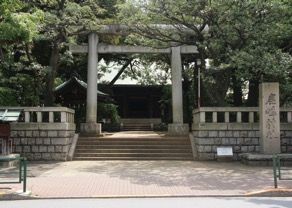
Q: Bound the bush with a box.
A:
[97,103,120,124]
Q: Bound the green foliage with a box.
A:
[97,103,120,123]
[95,0,123,19]
[0,0,23,17]
[0,69,41,106]
[118,55,171,85]
[0,0,291,109]
[0,0,43,43]
[117,0,292,106]
[25,0,109,106]
[0,14,29,43]
[0,87,18,106]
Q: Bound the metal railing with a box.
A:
[273,154,292,188]
[0,157,27,192]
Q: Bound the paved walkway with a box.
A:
[105,131,163,139]
[1,131,292,198]
[1,160,292,198]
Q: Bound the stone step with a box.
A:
[122,123,151,126]
[75,145,191,149]
[122,123,152,131]
[122,128,152,131]
[73,135,193,161]
[73,157,193,161]
[75,149,192,153]
[78,137,190,141]
[77,139,190,145]
[74,153,193,157]
[121,118,160,124]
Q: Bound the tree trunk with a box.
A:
[182,74,193,125]
[247,79,259,107]
[199,44,230,107]
[44,41,59,107]
[193,62,199,108]
[108,58,132,87]
[231,71,243,106]
[25,44,42,106]
[204,69,230,107]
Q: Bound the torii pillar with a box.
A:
[168,46,189,135]
[80,32,102,135]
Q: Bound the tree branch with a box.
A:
[108,58,133,87]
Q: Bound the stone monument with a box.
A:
[259,82,280,154]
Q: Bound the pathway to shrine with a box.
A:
[1,158,292,198]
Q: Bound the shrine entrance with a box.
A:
[70,25,201,135]
[128,97,148,118]
[110,85,162,119]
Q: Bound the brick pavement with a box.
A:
[1,160,292,198]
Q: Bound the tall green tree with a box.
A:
[30,0,107,106]
[0,0,123,106]
[206,0,291,106]
[0,0,44,106]
[117,0,292,107]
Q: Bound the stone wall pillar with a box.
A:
[259,82,280,154]
[168,46,189,135]
[81,32,101,135]
[10,123,76,161]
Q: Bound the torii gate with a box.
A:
[70,25,200,135]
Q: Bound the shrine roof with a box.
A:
[55,77,108,97]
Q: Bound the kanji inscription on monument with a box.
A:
[265,94,278,140]
[259,83,280,154]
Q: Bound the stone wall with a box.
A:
[281,126,292,153]
[191,130,259,160]
[10,123,75,161]
[191,128,292,161]
[191,107,292,161]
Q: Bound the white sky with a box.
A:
[98,60,138,85]
[99,70,138,84]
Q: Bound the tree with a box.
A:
[0,0,126,106]
[117,0,292,107]
[206,0,291,106]
[0,0,44,106]
[29,0,108,106]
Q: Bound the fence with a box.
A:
[273,154,292,188]
[0,107,76,161]
[0,156,27,192]
[191,107,292,160]
[193,107,292,125]
[0,107,75,124]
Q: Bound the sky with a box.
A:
[99,70,137,84]
[98,60,138,85]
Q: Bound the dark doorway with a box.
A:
[128,97,148,118]
[110,85,164,119]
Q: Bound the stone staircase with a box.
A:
[120,118,160,131]
[73,134,193,161]
[122,123,152,131]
